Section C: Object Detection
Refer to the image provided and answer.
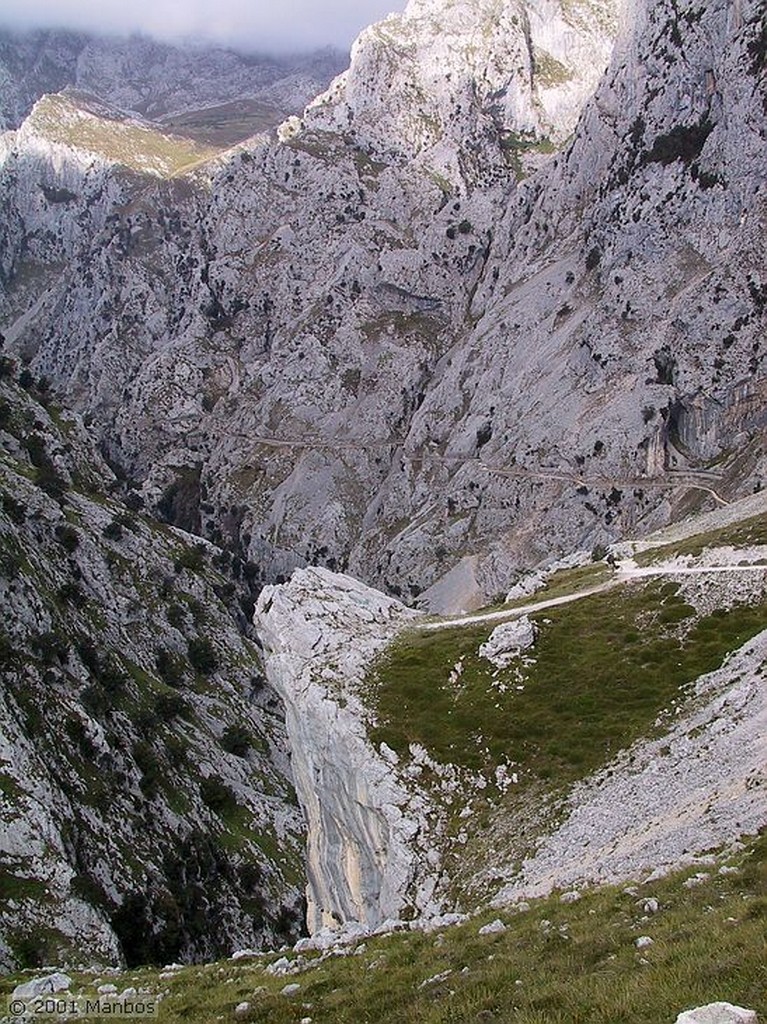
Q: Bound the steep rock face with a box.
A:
[0,0,623,604]
[303,0,620,180]
[254,568,441,933]
[0,370,305,970]
[1,0,765,611]
[351,0,767,605]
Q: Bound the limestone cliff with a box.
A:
[0,367,305,970]
[0,0,764,616]
[254,568,439,933]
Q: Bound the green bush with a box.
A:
[166,604,185,628]
[102,520,123,541]
[0,494,26,523]
[58,581,86,607]
[55,523,80,552]
[174,544,207,573]
[23,434,48,469]
[82,684,110,718]
[123,492,144,512]
[76,638,100,673]
[188,637,219,676]
[133,740,160,798]
[154,691,188,721]
[33,631,69,666]
[37,463,66,499]
[221,724,252,758]
[200,775,238,815]
[156,649,185,688]
[0,632,16,670]
[100,661,128,694]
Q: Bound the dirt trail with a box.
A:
[420,561,767,632]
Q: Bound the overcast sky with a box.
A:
[0,0,404,52]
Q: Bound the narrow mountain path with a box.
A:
[419,561,767,632]
[239,432,727,502]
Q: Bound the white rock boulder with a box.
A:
[675,1004,758,1024]
[12,974,72,999]
[479,919,507,936]
[479,617,536,669]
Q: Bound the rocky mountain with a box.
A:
[0,0,765,982]
[0,0,624,608]
[1,0,764,614]
[0,363,305,970]
[0,28,346,141]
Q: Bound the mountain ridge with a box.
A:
[0,0,765,994]
[2,0,764,612]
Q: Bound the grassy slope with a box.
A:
[635,512,767,565]
[368,578,766,782]
[364,530,767,902]
[3,833,764,1023]
[30,94,219,177]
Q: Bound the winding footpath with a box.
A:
[420,559,767,632]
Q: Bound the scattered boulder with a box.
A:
[684,873,711,888]
[419,913,469,932]
[266,957,292,975]
[479,617,536,669]
[634,936,654,948]
[281,983,301,997]
[12,974,72,1000]
[479,919,507,936]
[674,1004,758,1024]
[418,969,452,988]
[560,890,581,904]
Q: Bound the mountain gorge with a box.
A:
[2,0,764,612]
[0,0,766,999]
[0,368,305,970]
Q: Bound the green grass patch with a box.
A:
[368,579,767,781]
[3,835,763,1023]
[637,512,767,565]
[30,94,219,177]
[533,47,574,86]
[0,870,47,904]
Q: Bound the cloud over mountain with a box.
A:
[0,0,401,51]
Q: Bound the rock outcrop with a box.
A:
[0,369,305,970]
[479,616,536,668]
[254,568,442,934]
[494,621,767,904]
[675,1005,759,1024]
